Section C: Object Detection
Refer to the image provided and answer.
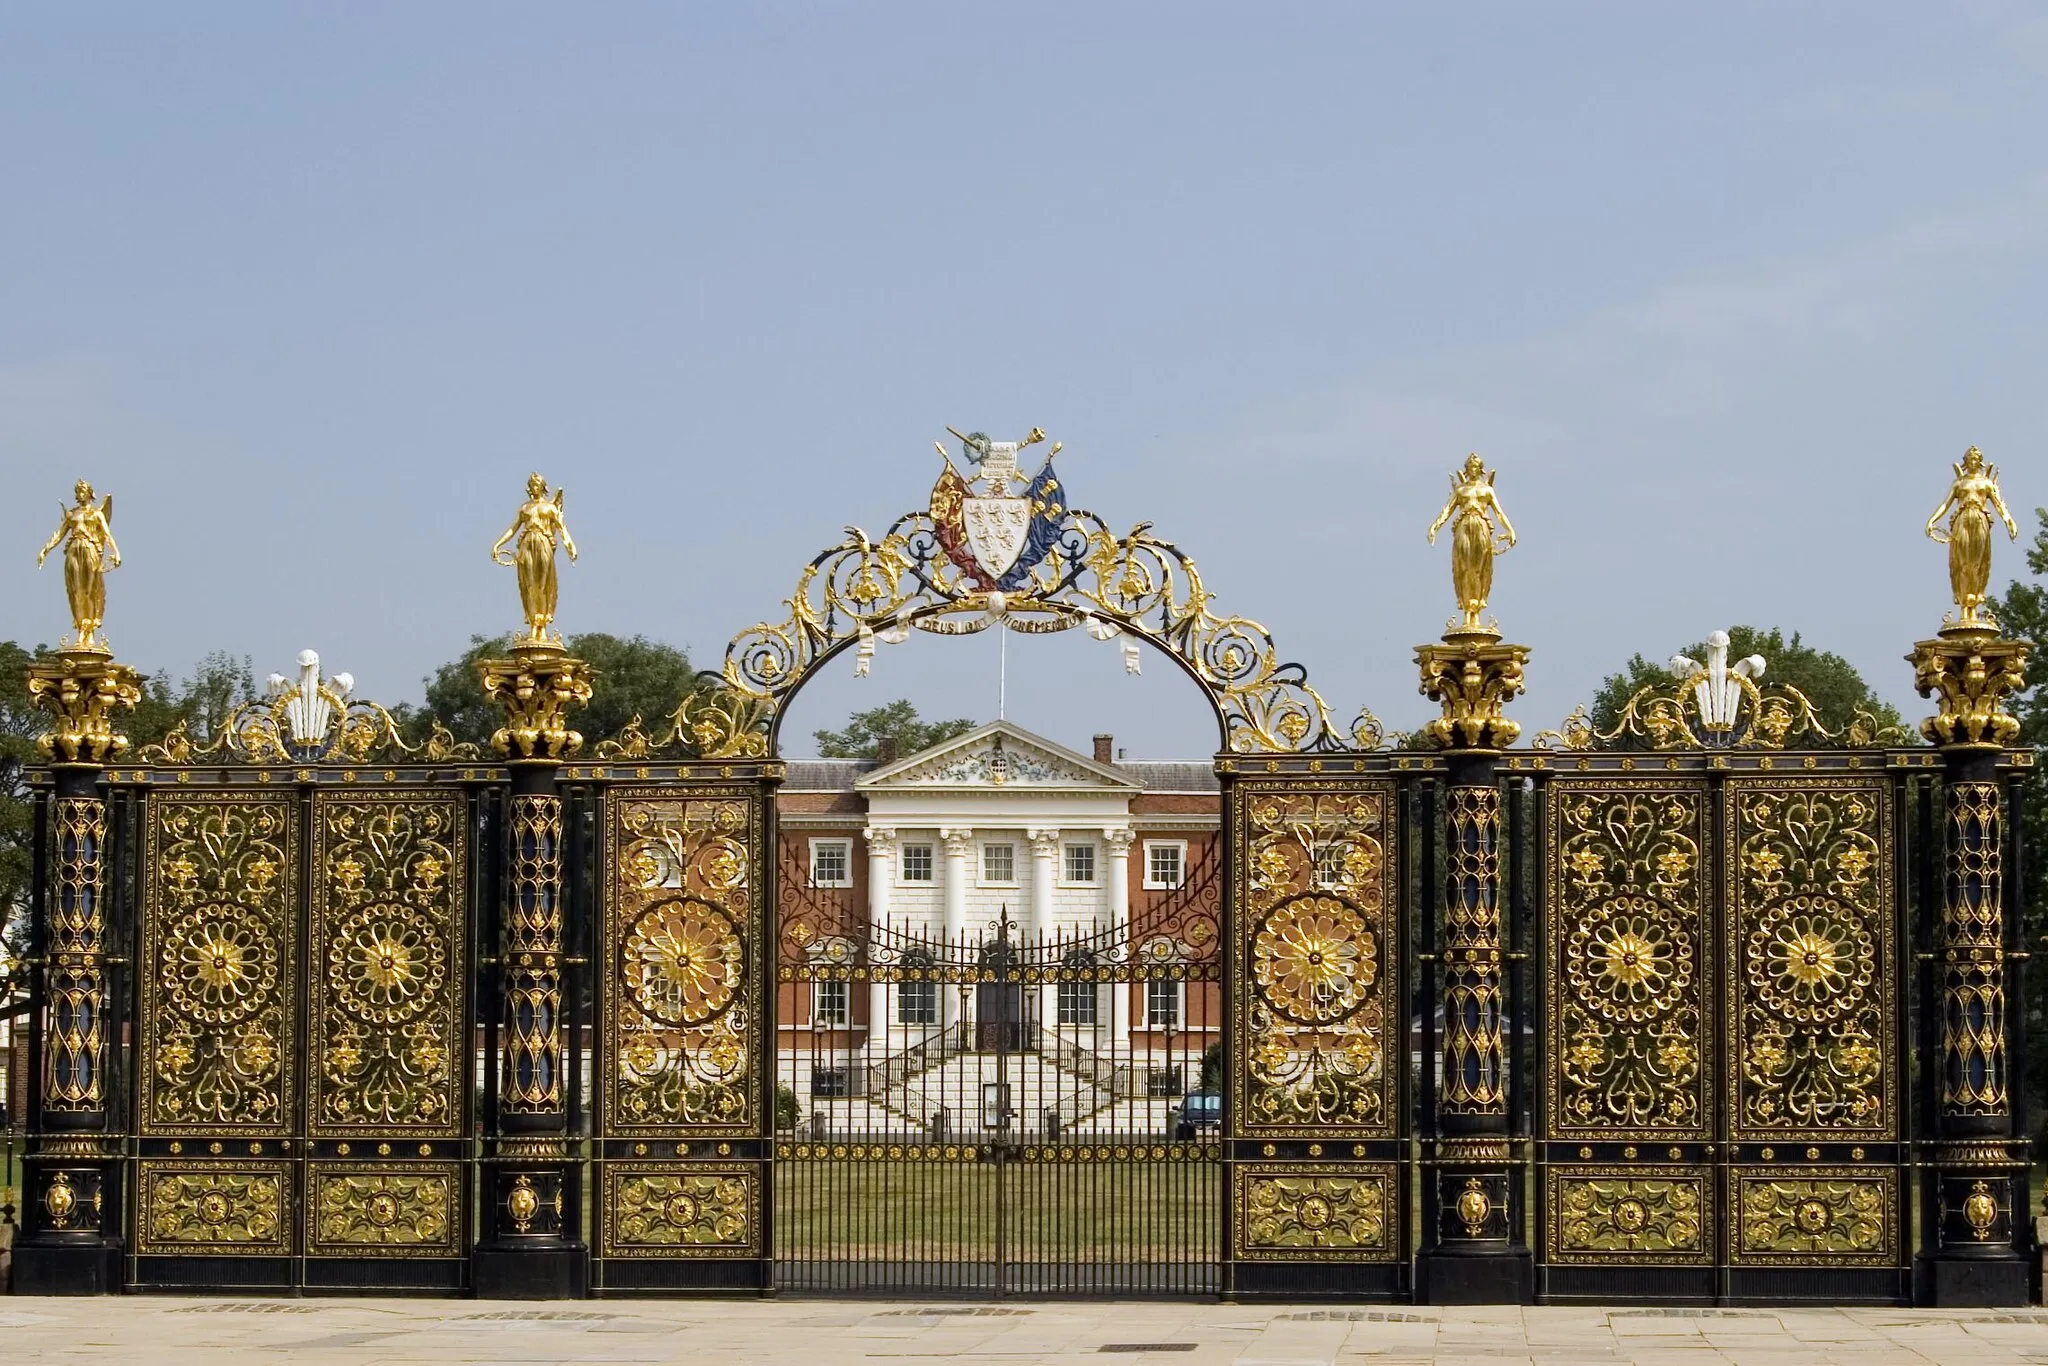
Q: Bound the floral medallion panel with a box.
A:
[1545,780,1710,1141]
[140,793,299,1136]
[1726,777,1894,1143]
[602,786,763,1137]
[1232,780,1398,1140]
[308,791,468,1138]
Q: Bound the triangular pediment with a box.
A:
[856,720,1138,791]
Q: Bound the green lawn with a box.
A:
[773,1157,1220,1263]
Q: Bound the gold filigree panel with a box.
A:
[140,793,298,1135]
[307,1163,459,1257]
[1545,1168,1710,1264]
[135,1161,290,1255]
[1731,1167,1896,1264]
[309,792,467,1137]
[1545,780,1709,1138]
[604,787,762,1136]
[601,1165,761,1258]
[1232,781,1397,1138]
[1727,778,1894,1141]
[1233,1163,1397,1261]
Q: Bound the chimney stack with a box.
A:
[1093,734,1114,764]
[876,735,899,764]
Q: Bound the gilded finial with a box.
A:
[35,479,121,652]
[1924,446,2019,634]
[1427,453,1516,637]
[491,472,579,644]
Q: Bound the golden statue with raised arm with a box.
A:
[1427,453,1517,634]
[491,472,579,642]
[36,479,122,650]
[1924,446,2018,630]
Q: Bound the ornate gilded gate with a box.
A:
[6,436,2036,1307]
[129,773,474,1291]
[1535,759,1910,1300]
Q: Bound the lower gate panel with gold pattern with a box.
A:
[131,781,473,1291]
[592,780,773,1292]
[1536,766,1908,1302]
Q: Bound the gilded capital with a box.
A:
[26,648,142,765]
[1910,629,2028,751]
[478,642,594,762]
[1415,637,1529,752]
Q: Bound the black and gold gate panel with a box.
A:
[595,782,769,1291]
[133,785,469,1290]
[1228,776,1403,1297]
[1537,767,1903,1302]
[1723,775,1898,1294]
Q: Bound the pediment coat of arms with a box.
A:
[929,426,1065,591]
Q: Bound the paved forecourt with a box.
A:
[4,1297,2048,1364]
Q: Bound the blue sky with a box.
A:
[3,5,2045,756]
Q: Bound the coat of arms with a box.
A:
[929,426,1066,591]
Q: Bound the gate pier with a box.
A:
[1414,630,1534,1304]
[472,640,595,1298]
[1912,624,2031,1305]
[10,646,141,1295]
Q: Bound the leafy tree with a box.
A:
[1989,509,2048,1150]
[416,632,701,748]
[814,700,976,760]
[1586,625,1906,747]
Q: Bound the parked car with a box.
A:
[1169,1091,1222,1140]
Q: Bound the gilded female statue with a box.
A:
[1427,453,1516,632]
[36,480,121,650]
[492,473,579,642]
[1924,446,2017,628]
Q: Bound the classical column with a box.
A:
[473,638,593,1298]
[12,645,140,1295]
[1029,828,1061,1033]
[1105,827,1134,1046]
[1414,624,1532,1304]
[1911,621,2030,1305]
[865,828,896,1054]
[940,828,973,1030]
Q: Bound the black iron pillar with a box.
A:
[1413,629,1533,1304]
[472,640,594,1298]
[12,647,141,1295]
[1910,624,2030,1306]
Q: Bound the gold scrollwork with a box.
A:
[1549,1171,1708,1263]
[1942,781,2007,1113]
[703,506,1370,757]
[27,649,142,765]
[1439,786,1504,1116]
[137,1162,288,1254]
[1235,783,1395,1137]
[606,791,761,1135]
[1733,1169,1894,1262]
[138,684,479,767]
[1235,1164,1396,1261]
[142,795,297,1134]
[1729,780,1892,1140]
[503,794,566,1113]
[308,1166,456,1255]
[603,1167,759,1257]
[1548,781,1708,1138]
[310,794,466,1135]
[44,797,109,1111]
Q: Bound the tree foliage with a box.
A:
[814,700,977,759]
[414,632,701,748]
[1586,625,1906,746]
